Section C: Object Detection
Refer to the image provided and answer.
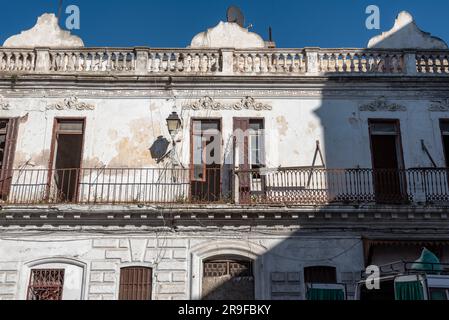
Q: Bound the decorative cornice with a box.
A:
[359,96,407,112]
[0,88,447,100]
[47,97,95,111]
[183,96,272,111]
[429,99,449,112]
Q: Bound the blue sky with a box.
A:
[0,0,448,48]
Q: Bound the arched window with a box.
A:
[119,267,152,300]
[25,259,86,300]
[202,257,254,300]
[304,266,337,284]
[27,269,65,300]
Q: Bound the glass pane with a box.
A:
[202,121,220,131]
[249,121,263,132]
[371,122,398,135]
[58,121,84,133]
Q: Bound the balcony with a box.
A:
[1,167,449,206]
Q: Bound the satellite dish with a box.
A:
[227,6,245,28]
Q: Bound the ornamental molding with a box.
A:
[429,99,449,112]
[47,97,95,111]
[0,95,11,110]
[359,96,407,112]
[183,96,272,111]
[0,88,446,100]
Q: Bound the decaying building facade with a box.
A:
[1,11,449,300]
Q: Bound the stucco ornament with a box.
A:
[429,99,449,112]
[0,95,11,110]
[368,11,448,49]
[234,97,272,111]
[190,21,266,49]
[359,97,406,112]
[183,96,272,111]
[184,96,228,111]
[47,97,95,111]
[3,13,84,48]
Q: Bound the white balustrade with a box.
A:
[318,50,405,74]
[1,47,449,77]
[147,50,221,74]
[233,50,306,74]
[416,52,449,74]
[0,49,36,72]
[49,49,136,72]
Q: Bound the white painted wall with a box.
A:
[3,95,447,172]
[0,233,364,300]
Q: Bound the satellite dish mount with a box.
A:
[227,6,245,28]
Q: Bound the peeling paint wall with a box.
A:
[3,96,447,171]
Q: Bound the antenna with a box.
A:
[57,0,63,22]
[269,26,273,42]
[227,6,245,28]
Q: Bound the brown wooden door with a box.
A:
[190,120,222,202]
[119,267,152,300]
[369,120,406,203]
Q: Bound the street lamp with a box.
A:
[166,111,181,137]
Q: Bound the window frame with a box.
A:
[190,118,222,183]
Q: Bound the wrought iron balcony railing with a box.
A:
[1,167,449,206]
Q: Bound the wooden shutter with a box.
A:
[233,118,250,203]
[119,267,152,300]
[191,120,206,182]
[1,118,19,199]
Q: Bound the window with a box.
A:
[191,120,221,182]
[50,119,85,202]
[249,120,265,169]
[304,266,337,284]
[27,269,65,301]
[304,266,346,301]
[203,260,253,278]
[190,120,222,202]
[119,267,152,300]
[368,120,406,203]
[202,258,255,300]
[0,118,19,200]
[440,120,449,167]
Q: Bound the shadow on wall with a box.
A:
[197,11,449,301]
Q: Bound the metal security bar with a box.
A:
[27,269,65,301]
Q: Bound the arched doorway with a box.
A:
[202,256,255,300]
